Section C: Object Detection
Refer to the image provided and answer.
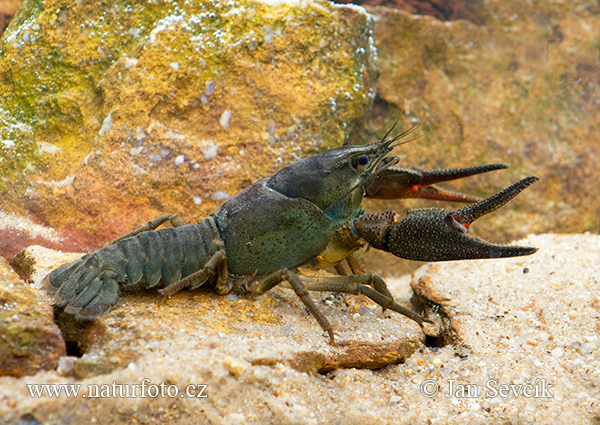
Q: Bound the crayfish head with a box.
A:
[266,131,403,218]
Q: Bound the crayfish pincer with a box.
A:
[351,176,540,262]
[44,127,539,343]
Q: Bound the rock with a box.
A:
[334,0,484,24]
[356,1,600,276]
[0,244,423,423]
[0,0,377,258]
[0,234,597,423]
[0,0,20,38]
[0,256,65,377]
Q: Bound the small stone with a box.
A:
[128,28,141,39]
[551,348,564,358]
[130,146,144,156]
[211,190,230,201]
[205,81,216,95]
[134,126,147,141]
[57,357,76,375]
[203,143,218,161]
[224,357,247,378]
[131,163,147,175]
[98,112,112,135]
[219,110,231,129]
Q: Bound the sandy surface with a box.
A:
[0,233,598,424]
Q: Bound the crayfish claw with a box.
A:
[452,175,539,224]
[353,176,540,262]
[418,163,509,185]
[365,163,509,203]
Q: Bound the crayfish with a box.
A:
[45,126,538,343]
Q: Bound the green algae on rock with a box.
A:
[0,0,378,255]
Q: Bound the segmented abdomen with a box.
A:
[45,217,221,320]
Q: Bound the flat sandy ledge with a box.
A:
[0,233,598,424]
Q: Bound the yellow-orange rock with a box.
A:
[0,0,377,257]
[0,257,65,377]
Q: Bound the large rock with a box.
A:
[0,256,65,377]
[0,0,377,258]
[0,234,597,423]
[3,0,595,278]
[365,1,600,236]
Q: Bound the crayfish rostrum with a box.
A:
[45,126,538,343]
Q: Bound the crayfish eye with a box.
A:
[353,155,370,169]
